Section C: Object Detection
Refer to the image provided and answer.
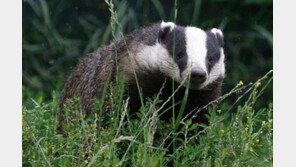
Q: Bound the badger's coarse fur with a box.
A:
[57,21,225,133]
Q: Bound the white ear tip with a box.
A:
[211,28,223,36]
[161,21,176,30]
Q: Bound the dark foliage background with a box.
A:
[22,0,272,107]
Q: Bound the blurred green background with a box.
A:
[22,0,272,107]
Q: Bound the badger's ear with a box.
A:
[211,28,224,47]
[158,21,175,43]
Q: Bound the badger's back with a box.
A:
[57,23,161,133]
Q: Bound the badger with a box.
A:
[57,21,226,133]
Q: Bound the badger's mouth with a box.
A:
[189,82,206,90]
[173,78,205,90]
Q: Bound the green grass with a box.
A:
[22,71,273,166]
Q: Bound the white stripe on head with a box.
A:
[184,27,208,76]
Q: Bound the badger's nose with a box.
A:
[190,68,207,84]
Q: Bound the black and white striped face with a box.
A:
[157,21,226,90]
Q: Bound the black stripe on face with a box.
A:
[205,31,222,73]
[158,25,188,73]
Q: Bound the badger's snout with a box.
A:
[190,68,207,84]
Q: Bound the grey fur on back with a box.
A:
[57,23,162,133]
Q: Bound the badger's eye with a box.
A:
[208,57,214,63]
[176,50,185,60]
[176,53,183,60]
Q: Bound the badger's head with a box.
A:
[146,21,226,90]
